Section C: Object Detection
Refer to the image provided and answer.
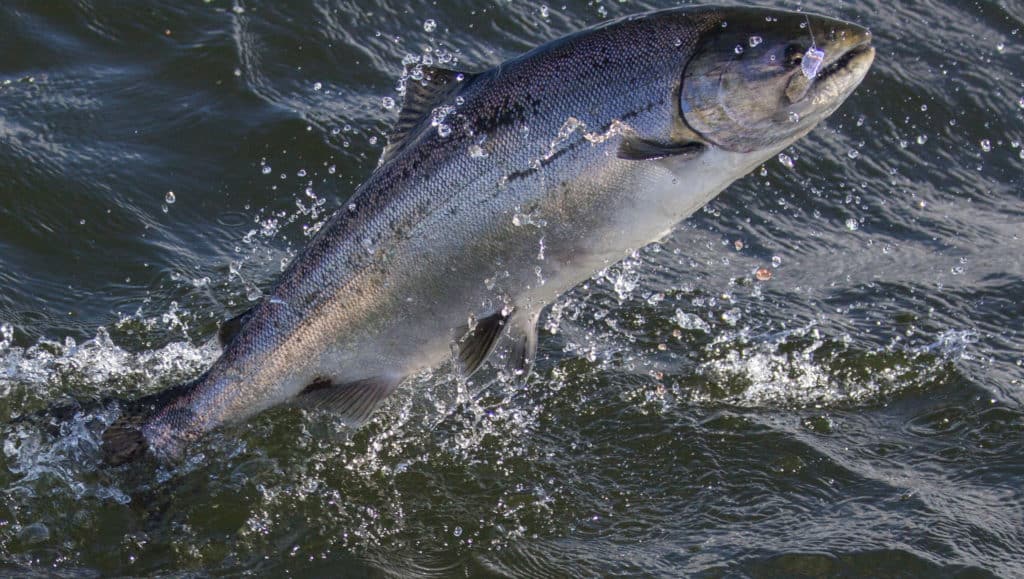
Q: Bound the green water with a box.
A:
[1,0,1022,575]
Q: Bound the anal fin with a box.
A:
[295,376,403,427]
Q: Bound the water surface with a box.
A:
[1,0,1022,575]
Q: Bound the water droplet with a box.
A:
[755,267,772,281]
[771,255,782,267]
[540,5,549,18]
[347,202,357,213]
[996,42,1005,53]
[777,153,795,169]
[1018,96,1024,109]
[262,165,272,175]
[802,46,826,79]
[916,135,928,145]
[847,149,860,159]
[721,308,741,326]
[164,191,176,204]
[381,96,395,110]
[232,5,245,14]
[313,82,322,91]
[468,144,488,159]
[748,36,763,47]
[980,139,992,153]
[788,111,801,123]
[437,124,452,138]
[453,526,463,537]
[674,309,710,332]
[734,44,745,54]
[297,169,307,177]
[0,322,13,346]
[423,19,437,33]
[845,218,859,231]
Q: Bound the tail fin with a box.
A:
[100,379,200,466]
[101,412,149,465]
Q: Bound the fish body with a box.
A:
[103,6,874,464]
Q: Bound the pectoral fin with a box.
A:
[617,138,704,161]
[295,376,403,427]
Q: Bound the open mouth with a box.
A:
[818,40,874,81]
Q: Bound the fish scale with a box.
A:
[102,5,874,465]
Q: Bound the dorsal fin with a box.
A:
[382,65,475,163]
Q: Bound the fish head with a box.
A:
[679,10,874,153]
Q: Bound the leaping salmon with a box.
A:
[102,6,874,464]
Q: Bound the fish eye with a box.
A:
[784,44,805,67]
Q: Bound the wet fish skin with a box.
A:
[102,6,874,464]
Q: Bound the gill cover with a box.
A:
[680,13,859,153]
